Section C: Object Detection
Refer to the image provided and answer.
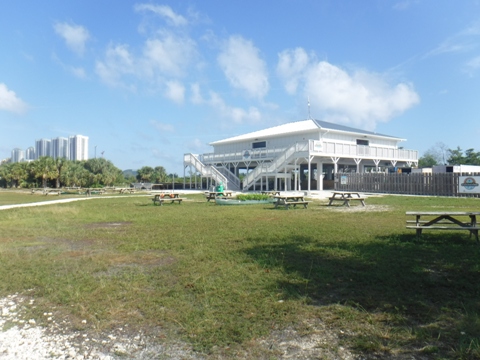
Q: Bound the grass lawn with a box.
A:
[1,191,480,359]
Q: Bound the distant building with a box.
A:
[25,147,35,161]
[11,148,25,163]
[185,118,418,191]
[35,138,51,159]
[432,165,480,173]
[69,135,89,161]
[51,137,69,160]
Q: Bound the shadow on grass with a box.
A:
[244,232,480,357]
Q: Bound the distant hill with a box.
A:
[122,169,138,178]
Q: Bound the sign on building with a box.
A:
[459,176,480,194]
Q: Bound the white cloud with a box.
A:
[0,83,28,114]
[277,48,311,94]
[150,120,174,132]
[208,91,261,124]
[277,48,419,130]
[134,4,188,26]
[190,83,204,104]
[164,80,185,103]
[426,22,480,58]
[141,33,196,78]
[218,36,269,99]
[95,44,136,89]
[70,66,87,79]
[465,55,480,75]
[96,31,196,94]
[305,62,419,129]
[53,22,90,56]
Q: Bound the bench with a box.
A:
[152,197,184,206]
[282,201,309,210]
[327,192,366,207]
[328,197,366,207]
[406,212,480,241]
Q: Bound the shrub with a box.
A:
[236,194,271,201]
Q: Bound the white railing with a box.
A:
[242,142,309,190]
[321,142,418,161]
[184,153,229,189]
[202,141,418,164]
[216,166,241,190]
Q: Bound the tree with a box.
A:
[418,142,448,167]
[464,148,480,165]
[29,157,56,187]
[153,166,168,183]
[136,166,154,182]
[52,158,68,188]
[447,147,466,165]
[84,158,122,186]
[9,162,28,188]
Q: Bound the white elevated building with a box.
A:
[184,119,418,192]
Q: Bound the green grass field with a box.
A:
[1,191,480,359]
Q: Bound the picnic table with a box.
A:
[328,191,366,207]
[273,194,309,209]
[152,193,184,206]
[31,188,62,196]
[406,211,480,241]
[205,191,233,202]
[261,191,280,196]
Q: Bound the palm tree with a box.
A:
[53,158,68,188]
[10,162,28,188]
[137,166,154,183]
[30,157,56,188]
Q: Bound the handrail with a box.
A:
[216,166,241,190]
[200,142,418,163]
[242,142,308,190]
[184,153,229,188]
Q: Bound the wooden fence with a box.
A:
[334,172,480,197]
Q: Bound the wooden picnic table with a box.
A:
[205,191,233,202]
[273,194,309,209]
[152,193,184,206]
[31,188,62,196]
[261,191,280,196]
[406,211,480,241]
[328,191,366,207]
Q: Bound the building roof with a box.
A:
[209,119,404,145]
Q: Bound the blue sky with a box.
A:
[1,1,480,174]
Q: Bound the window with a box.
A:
[356,139,369,146]
[252,141,266,149]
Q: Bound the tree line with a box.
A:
[0,158,176,189]
[418,143,480,167]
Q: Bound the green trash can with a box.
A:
[216,183,224,195]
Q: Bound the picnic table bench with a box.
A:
[152,193,184,206]
[261,191,280,196]
[31,188,62,195]
[406,211,480,241]
[204,191,233,202]
[273,194,309,209]
[328,191,366,207]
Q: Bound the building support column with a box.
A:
[354,158,362,173]
[316,161,323,191]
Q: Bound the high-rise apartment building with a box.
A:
[69,135,89,161]
[35,138,51,159]
[25,147,35,161]
[11,135,89,162]
[11,148,25,163]
[52,137,69,160]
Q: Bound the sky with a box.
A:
[1,1,480,174]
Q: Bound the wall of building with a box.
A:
[213,129,400,154]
